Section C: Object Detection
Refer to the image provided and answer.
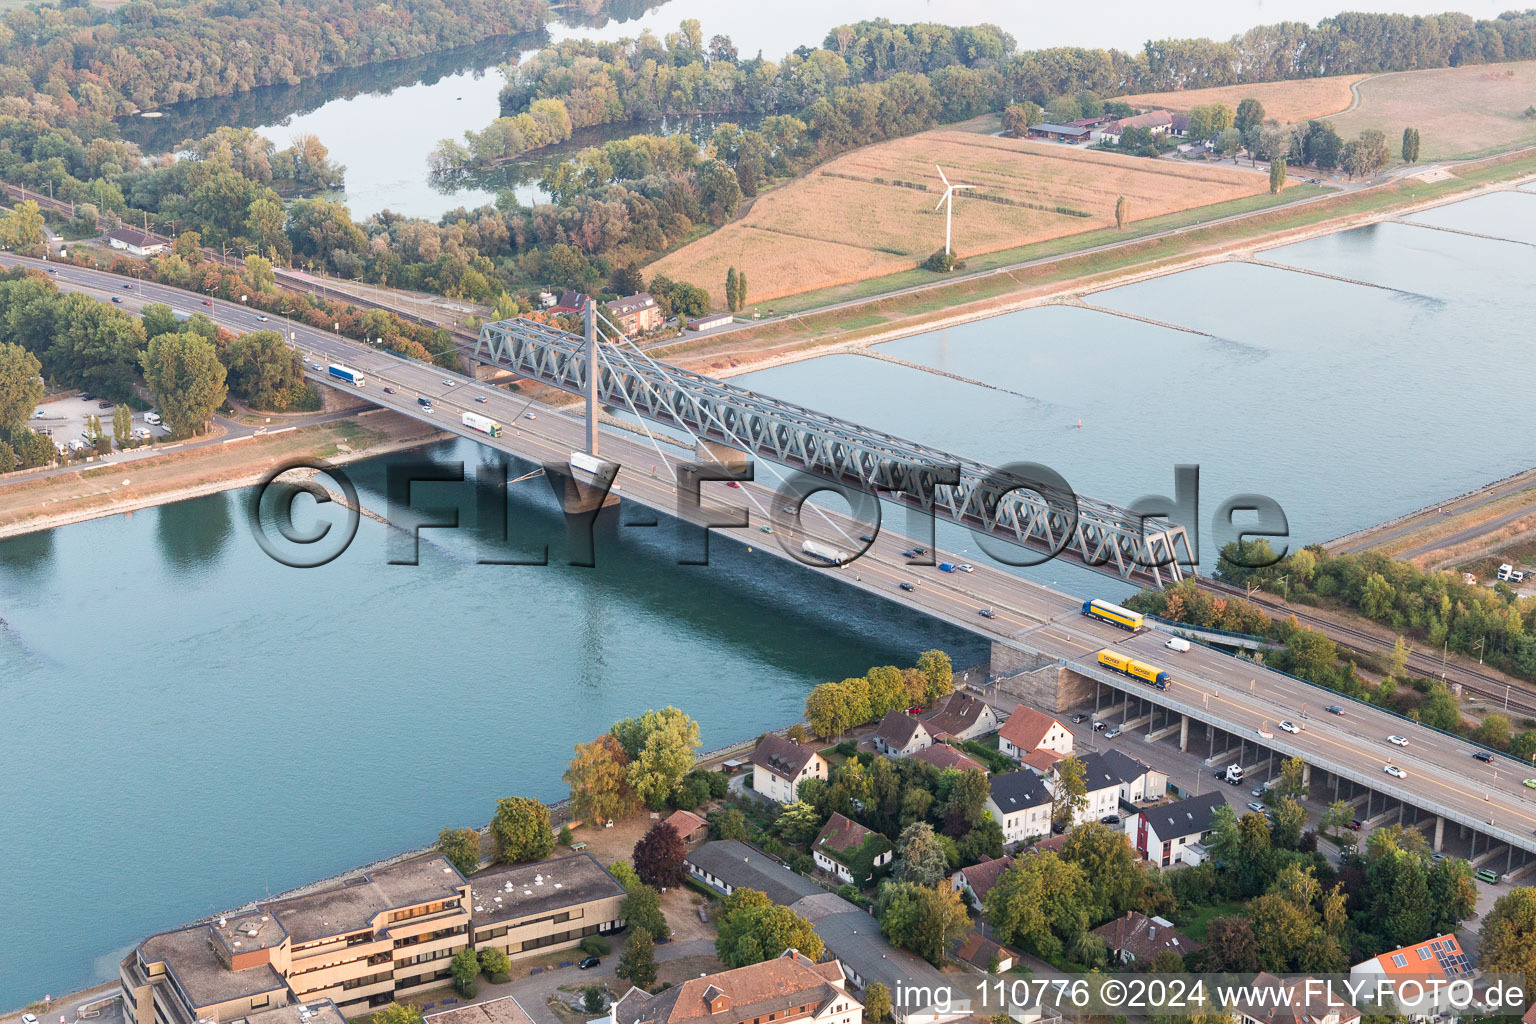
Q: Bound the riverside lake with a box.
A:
[118,0,1519,220]
[0,188,1533,1006]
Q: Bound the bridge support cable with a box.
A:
[475,317,1193,585]
[596,316,865,549]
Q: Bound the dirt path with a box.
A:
[0,410,449,540]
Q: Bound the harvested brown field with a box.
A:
[1329,60,1536,159]
[1115,75,1368,124]
[651,130,1274,306]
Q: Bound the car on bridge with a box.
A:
[899,581,916,592]
[257,315,269,321]
[957,563,974,572]
[1474,751,1495,763]
[476,396,488,402]
[1388,735,1408,746]
[383,387,396,394]
[1324,705,1344,715]
[441,379,454,387]
[1384,765,1408,779]
[1279,720,1299,734]
[979,607,996,619]
[1523,779,1536,790]
[122,282,132,289]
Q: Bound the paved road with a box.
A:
[7,252,1535,857]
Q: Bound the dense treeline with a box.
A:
[0,0,548,119]
[485,10,1536,149]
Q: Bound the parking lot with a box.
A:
[32,394,170,454]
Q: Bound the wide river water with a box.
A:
[118,0,1519,219]
[0,181,1532,1006]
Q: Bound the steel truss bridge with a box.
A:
[476,318,1193,586]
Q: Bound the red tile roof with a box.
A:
[999,707,1064,752]
[910,743,984,773]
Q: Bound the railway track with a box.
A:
[1199,577,1536,716]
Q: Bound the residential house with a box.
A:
[548,290,590,315]
[684,842,970,1024]
[1124,791,1225,867]
[749,733,828,804]
[1091,110,1174,145]
[1020,748,1064,773]
[611,949,862,1024]
[985,770,1053,846]
[1092,912,1199,966]
[997,708,1073,762]
[955,932,1014,972]
[611,292,663,335]
[1168,113,1190,137]
[951,855,1014,911]
[922,692,999,742]
[662,809,710,847]
[106,228,167,257]
[1053,749,1166,826]
[1238,974,1362,1024]
[428,995,536,1024]
[1350,934,1473,1021]
[811,812,893,886]
[873,711,933,758]
[910,743,985,774]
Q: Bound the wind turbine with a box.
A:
[934,164,974,256]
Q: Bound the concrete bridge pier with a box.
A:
[1434,815,1445,852]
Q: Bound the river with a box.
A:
[117,0,1519,220]
[1,189,1532,1004]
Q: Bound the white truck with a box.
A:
[461,411,502,437]
[801,540,848,565]
[1223,764,1245,785]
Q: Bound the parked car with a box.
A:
[1248,801,1266,812]
[1070,714,1087,723]
[1104,727,1121,738]
[1100,814,1120,825]
[98,400,112,409]
[907,706,923,715]
[578,956,601,970]
[1351,819,1362,830]
[1092,721,1106,732]
[1251,786,1265,797]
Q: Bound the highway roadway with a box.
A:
[6,252,1536,857]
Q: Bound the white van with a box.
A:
[144,412,161,425]
[1498,564,1514,581]
[1165,636,1192,653]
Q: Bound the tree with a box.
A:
[613,707,702,808]
[1002,103,1043,135]
[437,827,480,877]
[713,807,749,840]
[1052,755,1088,829]
[1235,97,1266,134]
[449,947,479,996]
[1343,129,1389,179]
[985,852,1089,962]
[725,266,740,311]
[617,926,657,987]
[479,946,512,978]
[1269,157,1286,194]
[1428,856,1478,934]
[1199,916,1259,972]
[941,767,990,835]
[864,983,892,1023]
[140,331,227,438]
[0,342,44,434]
[1115,195,1128,230]
[622,879,670,939]
[1481,887,1536,978]
[915,649,953,704]
[113,401,131,445]
[876,880,970,965]
[582,987,605,1014]
[775,799,824,845]
[1321,800,1356,846]
[1215,127,1244,161]
[1402,127,1421,163]
[737,271,747,309]
[372,1005,423,1024]
[490,796,554,863]
[565,732,640,825]
[716,888,823,967]
[1061,823,1141,923]
[633,821,687,888]
[1270,798,1306,850]
[225,330,306,410]
[894,822,949,886]
[0,200,46,254]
